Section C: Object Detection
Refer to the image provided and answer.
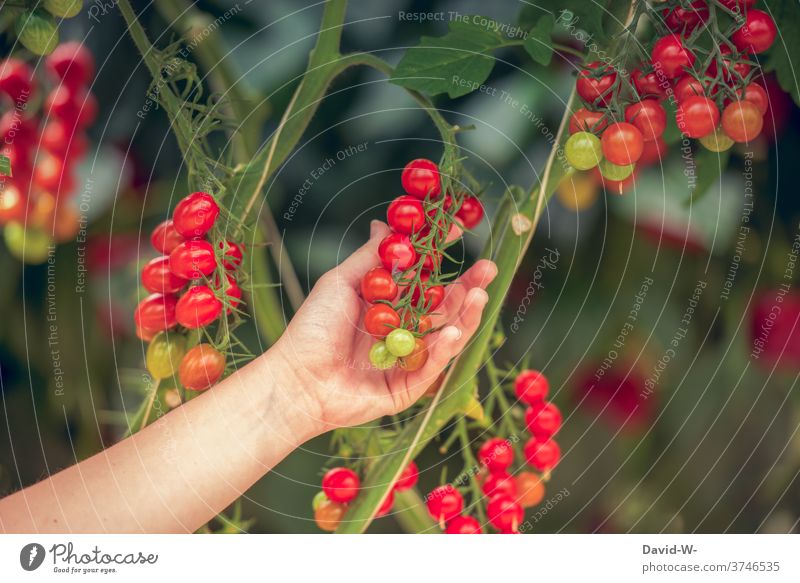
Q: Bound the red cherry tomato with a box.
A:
[707,45,751,83]
[141,256,188,294]
[169,239,217,279]
[387,195,426,234]
[638,137,667,167]
[218,273,242,312]
[568,108,608,135]
[662,1,708,32]
[378,233,417,272]
[575,61,617,106]
[514,369,549,404]
[46,41,95,89]
[134,293,178,332]
[410,272,445,311]
[394,461,419,491]
[33,155,75,196]
[523,437,561,472]
[732,9,777,54]
[361,267,398,303]
[734,82,768,115]
[601,122,644,165]
[455,195,484,229]
[175,285,222,329]
[478,437,514,473]
[482,472,518,498]
[0,58,34,104]
[376,489,394,517]
[721,101,764,143]
[40,121,87,160]
[401,158,441,199]
[0,183,27,224]
[321,467,360,503]
[219,240,243,270]
[178,343,226,391]
[151,220,186,254]
[487,494,524,532]
[651,34,695,79]
[0,110,37,147]
[364,303,401,338]
[172,191,220,238]
[426,485,463,522]
[45,85,96,127]
[676,95,720,139]
[673,75,707,103]
[445,515,482,534]
[624,99,666,142]
[525,401,563,439]
[631,68,666,99]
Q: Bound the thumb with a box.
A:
[335,220,391,286]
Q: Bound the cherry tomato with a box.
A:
[599,159,634,181]
[169,239,217,279]
[568,108,608,134]
[376,489,394,517]
[178,343,226,391]
[639,137,667,167]
[364,303,400,338]
[378,233,417,272]
[673,75,706,103]
[216,273,242,312]
[0,184,26,224]
[631,68,666,99]
[420,250,442,273]
[514,370,549,404]
[662,1,708,32]
[172,191,220,238]
[142,256,188,294]
[46,41,95,89]
[601,122,644,165]
[360,267,397,303]
[394,461,419,491]
[676,95,720,138]
[523,437,561,472]
[699,128,735,152]
[445,515,482,534]
[575,61,617,106]
[0,58,34,104]
[400,337,428,372]
[564,131,602,171]
[624,99,666,142]
[0,110,37,146]
[732,9,777,54]
[482,471,518,498]
[387,195,426,234]
[740,82,768,115]
[150,219,185,254]
[487,494,523,532]
[33,155,75,196]
[556,171,599,211]
[478,437,514,473]
[401,158,441,199]
[455,195,484,229]
[402,311,432,335]
[516,471,545,508]
[426,485,463,522]
[651,34,695,79]
[175,285,222,329]
[368,340,398,369]
[314,499,346,532]
[721,100,763,143]
[45,85,96,126]
[322,467,360,503]
[145,331,187,379]
[707,45,751,83]
[525,401,562,439]
[40,121,87,159]
[3,223,52,264]
[219,240,243,270]
[385,328,416,357]
[135,293,178,332]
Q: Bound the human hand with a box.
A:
[267,220,496,434]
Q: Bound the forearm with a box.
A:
[0,351,320,533]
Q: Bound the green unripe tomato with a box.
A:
[15,10,59,56]
[385,328,416,357]
[699,128,734,153]
[599,158,634,181]
[565,131,602,171]
[312,491,330,511]
[4,223,52,264]
[146,332,187,379]
[369,341,398,369]
[44,0,83,18]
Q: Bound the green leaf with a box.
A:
[391,18,508,98]
[523,14,555,66]
[763,0,800,106]
[0,154,11,177]
[520,1,608,45]
[686,146,731,205]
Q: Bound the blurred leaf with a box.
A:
[0,154,10,177]
[519,2,607,44]
[686,146,731,205]
[763,0,800,106]
[391,17,508,98]
[523,14,555,66]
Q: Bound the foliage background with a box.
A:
[1,0,799,533]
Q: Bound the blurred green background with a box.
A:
[1,0,799,533]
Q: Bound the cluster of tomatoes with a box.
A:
[423,369,561,534]
[565,1,776,195]
[363,158,484,370]
[133,191,242,391]
[313,462,419,531]
[0,42,97,262]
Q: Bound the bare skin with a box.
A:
[0,221,496,533]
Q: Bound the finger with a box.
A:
[332,220,391,287]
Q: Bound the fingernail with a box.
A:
[370,220,379,237]
[448,326,462,341]
[487,261,498,280]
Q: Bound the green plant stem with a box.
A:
[393,489,438,533]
